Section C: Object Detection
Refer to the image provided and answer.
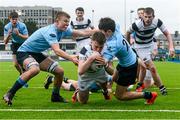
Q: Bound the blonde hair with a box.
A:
[55,11,70,21]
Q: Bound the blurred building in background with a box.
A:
[0,6,62,28]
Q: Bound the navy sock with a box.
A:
[9,77,27,95]
[159,85,166,91]
[143,91,152,99]
[63,77,69,83]
[69,84,76,91]
[52,86,60,95]
[137,82,143,86]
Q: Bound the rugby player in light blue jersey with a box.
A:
[44,7,95,91]
[3,11,94,105]
[98,17,157,105]
[4,11,29,75]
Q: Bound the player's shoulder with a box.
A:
[4,22,11,28]
[81,18,91,24]
[152,18,163,27]
[134,19,143,27]
[84,18,91,21]
[134,19,141,24]
[17,21,28,30]
[33,24,57,39]
[41,24,56,33]
[18,21,25,25]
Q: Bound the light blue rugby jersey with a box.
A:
[103,24,137,67]
[4,21,28,44]
[18,24,72,53]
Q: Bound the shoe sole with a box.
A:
[3,97,12,106]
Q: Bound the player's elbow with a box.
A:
[3,38,8,44]
[78,70,84,76]
[78,68,85,76]
[3,39,6,44]
[24,35,29,39]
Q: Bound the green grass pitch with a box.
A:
[0,61,180,119]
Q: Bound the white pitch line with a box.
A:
[0,109,180,112]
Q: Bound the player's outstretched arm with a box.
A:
[51,43,78,65]
[72,28,99,40]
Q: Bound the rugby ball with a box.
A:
[90,61,104,72]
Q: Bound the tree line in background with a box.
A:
[0,19,38,36]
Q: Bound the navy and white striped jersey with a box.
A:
[127,18,167,44]
[70,18,93,41]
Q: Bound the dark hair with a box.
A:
[55,11,70,20]
[137,7,145,12]
[9,11,18,19]
[91,31,106,45]
[144,7,155,17]
[98,17,115,32]
[75,7,84,12]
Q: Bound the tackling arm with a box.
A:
[72,28,99,40]
[51,43,78,65]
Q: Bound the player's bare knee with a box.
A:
[47,61,62,74]
[14,63,19,68]
[140,65,146,72]
[79,91,89,104]
[149,66,157,74]
[54,68,64,76]
[114,94,121,100]
[78,94,87,104]
[79,96,88,104]
[24,58,39,70]
[79,100,87,104]
[114,92,124,100]
[29,66,40,76]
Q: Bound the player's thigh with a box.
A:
[115,62,137,86]
[39,57,63,74]
[17,52,39,71]
[11,43,21,65]
[145,59,156,69]
[136,47,152,62]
